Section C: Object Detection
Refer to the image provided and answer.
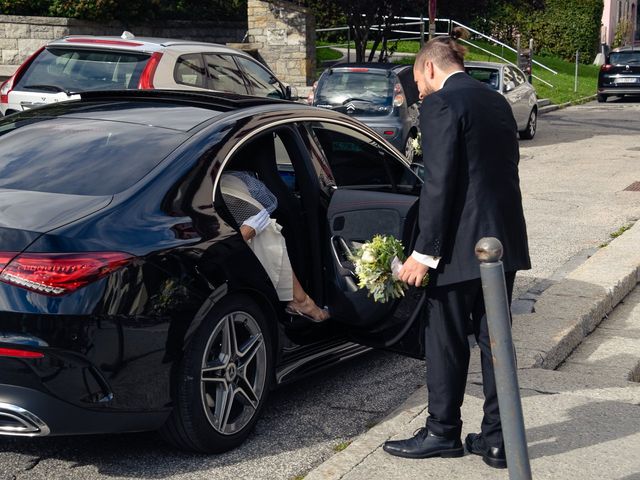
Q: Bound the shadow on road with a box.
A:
[521,96,640,149]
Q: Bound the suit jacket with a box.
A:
[415,72,531,287]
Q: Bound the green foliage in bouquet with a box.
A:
[350,235,408,303]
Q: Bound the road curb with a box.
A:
[305,221,640,480]
[539,94,597,114]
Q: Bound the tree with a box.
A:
[308,0,427,62]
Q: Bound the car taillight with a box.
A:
[0,46,45,104]
[392,82,405,107]
[0,252,133,296]
[0,347,44,359]
[0,252,18,271]
[600,64,613,72]
[138,52,163,89]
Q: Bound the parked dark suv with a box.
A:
[308,63,421,161]
[597,46,640,102]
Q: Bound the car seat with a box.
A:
[224,134,308,285]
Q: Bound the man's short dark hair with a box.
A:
[415,27,469,71]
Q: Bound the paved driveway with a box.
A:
[2,99,640,480]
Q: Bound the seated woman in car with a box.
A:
[219,171,329,322]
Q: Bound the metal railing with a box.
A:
[317,17,556,87]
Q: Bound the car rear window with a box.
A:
[15,48,150,93]
[609,51,640,65]
[466,67,500,90]
[315,70,394,117]
[0,116,185,195]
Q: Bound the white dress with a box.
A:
[219,173,294,302]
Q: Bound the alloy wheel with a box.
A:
[404,136,415,163]
[200,311,267,435]
[528,110,537,137]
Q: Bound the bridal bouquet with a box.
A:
[350,235,422,303]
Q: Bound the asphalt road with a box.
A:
[2,98,640,480]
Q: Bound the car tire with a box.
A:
[596,94,608,103]
[160,294,273,453]
[519,108,537,140]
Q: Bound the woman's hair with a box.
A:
[415,27,470,71]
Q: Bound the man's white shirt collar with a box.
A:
[440,70,465,90]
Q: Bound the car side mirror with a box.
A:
[285,85,299,101]
[504,81,516,93]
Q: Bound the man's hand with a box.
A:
[398,256,429,287]
[240,225,256,242]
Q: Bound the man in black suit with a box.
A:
[383,30,531,469]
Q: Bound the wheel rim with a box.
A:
[200,311,267,436]
[529,110,537,136]
[405,137,415,162]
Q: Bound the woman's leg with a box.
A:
[288,272,329,322]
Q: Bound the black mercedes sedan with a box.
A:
[0,90,426,453]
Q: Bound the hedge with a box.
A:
[531,0,603,63]
[0,0,247,21]
[474,0,603,64]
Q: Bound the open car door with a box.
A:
[305,121,426,358]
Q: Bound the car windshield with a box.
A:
[0,115,185,195]
[465,67,500,90]
[15,47,150,93]
[315,70,394,116]
[609,51,640,65]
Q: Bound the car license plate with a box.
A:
[615,77,637,83]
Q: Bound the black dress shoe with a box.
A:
[465,432,507,469]
[383,428,464,459]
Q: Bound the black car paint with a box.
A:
[597,47,640,99]
[0,92,424,437]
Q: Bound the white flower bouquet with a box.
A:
[410,133,422,156]
[350,235,428,303]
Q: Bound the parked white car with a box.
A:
[0,33,295,116]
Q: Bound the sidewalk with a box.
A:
[307,221,640,479]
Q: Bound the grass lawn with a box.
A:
[318,39,599,105]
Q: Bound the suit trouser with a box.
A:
[424,272,516,447]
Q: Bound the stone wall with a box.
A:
[0,14,246,77]
[246,0,315,86]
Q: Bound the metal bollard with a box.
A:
[475,238,532,480]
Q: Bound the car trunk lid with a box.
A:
[0,189,111,252]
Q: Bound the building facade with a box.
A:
[601,0,640,46]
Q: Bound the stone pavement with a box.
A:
[306,221,640,480]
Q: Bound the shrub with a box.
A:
[531,0,603,63]
[613,18,634,47]
[0,0,50,15]
[473,0,603,64]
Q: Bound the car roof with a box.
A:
[25,90,344,132]
[47,35,248,56]
[464,61,505,69]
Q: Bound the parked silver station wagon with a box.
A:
[464,61,538,140]
[0,33,295,116]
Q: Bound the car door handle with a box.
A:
[330,235,355,277]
